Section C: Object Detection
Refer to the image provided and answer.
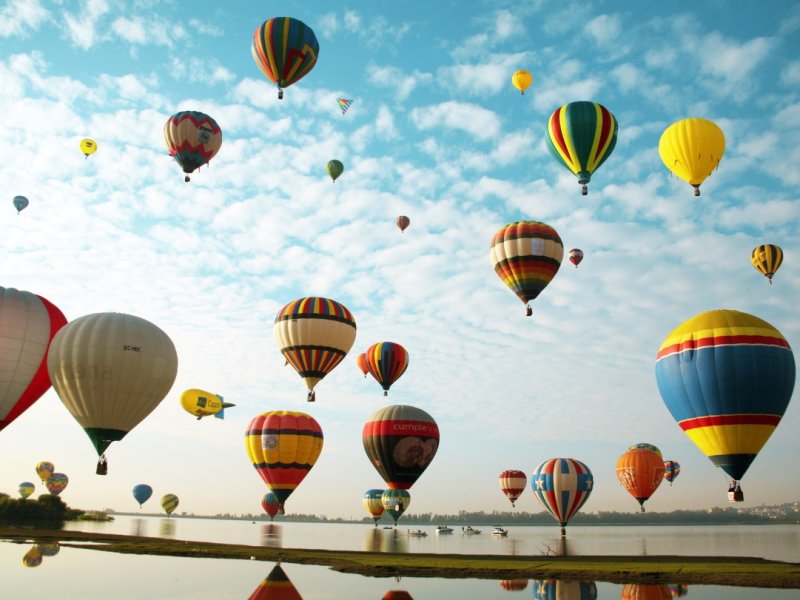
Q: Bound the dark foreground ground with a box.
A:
[2,528,798,588]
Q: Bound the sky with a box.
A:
[1,0,798,520]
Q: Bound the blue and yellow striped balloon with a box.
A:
[655,309,795,482]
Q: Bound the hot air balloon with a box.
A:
[490,221,563,316]
[80,138,97,158]
[338,98,353,115]
[621,584,672,600]
[36,542,60,557]
[568,248,584,268]
[161,493,179,515]
[262,492,281,520]
[511,70,532,94]
[546,101,618,195]
[364,341,409,396]
[383,591,414,600]
[663,460,680,486]
[18,482,35,499]
[46,312,179,474]
[274,297,356,402]
[668,584,689,597]
[132,484,153,507]
[249,564,303,600]
[500,580,529,591]
[616,444,665,512]
[0,287,67,433]
[245,410,323,514]
[251,17,319,99]
[22,546,43,568]
[381,489,410,525]
[45,473,68,496]
[35,461,54,482]
[396,215,410,233]
[180,388,235,420]
[655,309,795,501]
[326,159,344,182]
[13,195,28,213]
[356,352,369,378]
[363,405,439,490]
[498,469,527,507]
[751,244,783,284]
[659,118,725,197]
[533,580,597,600]
[531,458,594,536]
[363,488,385,526]
[163,111,223,182]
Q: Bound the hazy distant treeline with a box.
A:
[0,492,82,525]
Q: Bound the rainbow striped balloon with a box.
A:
[364,341,409,396]
[655,309,795,482]
[663,460,681,484]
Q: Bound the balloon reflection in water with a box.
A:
[130,518,148,537]
[621,583,672,600]
[159,519,176,537]
[499,579,528,591]
[248,563,302,600]
[260,523,282,548]
[382,591,413,600]
[668,584,689,598]
[363,527,382,552]
[532,579,597,600]
[22,546,43,567]
[36,542,60,557]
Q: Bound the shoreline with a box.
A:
[2,528,799,588]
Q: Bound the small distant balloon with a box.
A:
[396,215,410,233]
[381,489,410,525]
[161,493,179,515]
[326,159,344,182]
[663,460,680,485]
[363,341,409,396]
[751,244,783,284]
[80,138,97,158]
[616,444,664,512]
[45,473,68,496]
[356,352,369,378]
[338,98,353,115]
[499,469,527,507]
[568,248,584,268]
[13,195,29,214]
[19,482,35,499]
[511,70,532,94]
[35,462,54,482]
[363,489,385,525]
[262,492,281,520]
[132,484,153,507]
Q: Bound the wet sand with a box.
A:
[2,528,798,588]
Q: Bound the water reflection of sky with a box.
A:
[1,542,797,599]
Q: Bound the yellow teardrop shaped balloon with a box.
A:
[658,118,725,196]
[80,138,97,157]
[511,70,532,94]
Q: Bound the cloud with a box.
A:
[584,13,623,46]
[781,59,800,86]
[187,18,223,37]
[409,101,501,141]
[169,57,235,85]
[111,14,187,47]
[436,52,529,96]
[366,64,433,102]
[62,0,110,49]
[694,32,776,100]
[0,0,49,37]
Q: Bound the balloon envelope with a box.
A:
[363,405,439,490]
[751,244,783,283]
[568,248,584,268]
[80,138,97,157]
[396,215,411,232]
[22,546,43,568]
[46,312,179,463]
[180,388,232,419]
[616,445,665,510]
[35,461,54,482]
[326,159,344,182]
[364,341,409,395]
[511,69,532,94]
[363,488,385,522]
[13,195,28,213]
[498,469,527,507]
[245,410,324,512]
[531,458,593,533]
[18,482,35,499]
[658,117,725,196]
[249,563,303,600]
[163,111,222,180]
[161,493,179,515]
[273,297,356,400]
[545,101,618,195]
[251,17,319,98]
[381,488,410,524]
[356,352,369,377]
[0,287,67,432]
[655,309,795,482]
[132,484,153,507]
[262,492,281,520]
[490,221,563,315]
[45,472,68,495]
[663,460,680,484]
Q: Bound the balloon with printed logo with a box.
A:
[262,491,281,520]
[161,493,179,515]
[18,482,35,499]
[363,488,385,526]
[531,458,594,536]
[132,484,153,507]
[13,195,29,213]
[663,461,680,485]
[490,221,563,316]
[251,17,319,99]
[35,461,54,483]
[655,309,795,496]
[245,410,324,514]
[381,488,411,525]
[751,244,783,284]
[511,70,532,94]
[180,388,235,420]
[163,111,223,182]
[659,118,725,196]
[326,159,344,182]
[616,445,665,512]
[568,248,584,268]
[546,101,618,195]
[396,215,410,233]
[45,472,68,496]
[47,312,178,474]
[0,287,67,433]
[498,469,527,507]
[274,297,357,402]
[79,138,97,158]
[363,405,439,490]
[364,341,409,396]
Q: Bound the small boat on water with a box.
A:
[435,525,453,534]
[462,526,481,535]
[407,529,427,537]
[491,527,508,536]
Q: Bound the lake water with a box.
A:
[1,517,798,599]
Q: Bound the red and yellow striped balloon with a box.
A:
[364,341,409,396]
[498,469,527,507]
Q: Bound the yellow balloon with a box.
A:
[180,388,234,419]
[511,70,532,94]
[80,138,97,158]
[658,118,725,196]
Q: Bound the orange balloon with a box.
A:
[356,352,368,378]
[616,445,665,512]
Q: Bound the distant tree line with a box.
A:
[0,492,84,525]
